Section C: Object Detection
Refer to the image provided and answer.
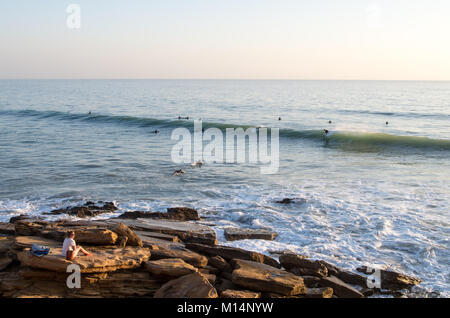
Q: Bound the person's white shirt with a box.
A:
[62,238,76,257]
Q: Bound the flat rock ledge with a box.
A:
[17,247,150,273]
[224,227,278,241]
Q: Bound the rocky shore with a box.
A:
[0,202,422,298]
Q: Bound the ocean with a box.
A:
[0,79,449,296]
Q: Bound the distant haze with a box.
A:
[1,0,449,80]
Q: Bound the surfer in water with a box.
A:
[323,129,329,136]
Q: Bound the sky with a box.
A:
[1,0,449,80]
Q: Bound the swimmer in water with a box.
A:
[386,121,389,125]
[278,117,281,121]
[328,120,332,124]
[323,129,329,136]
[153,130,159,134]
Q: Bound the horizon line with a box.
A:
[1,78,450,82]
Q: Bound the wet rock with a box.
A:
[186,243,280,268]
[279,253,328,276]
[208,255,232,273]
[145,258,198,278]
[18,246,151,273]
[318,276,364,298]
[154,272,218,298]
[275,198,294,204]
[301,287,333,298]
[221,289,261,298]
[231,259,306,296]
[117,207,199,221]
[150,246,208,268]
[108,219,217,245]
[357,266,421,290]
[49,201,118,218]
[224,227,278,241]
[111,222,143,247]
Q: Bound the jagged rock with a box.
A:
[150,246,208,268]
[224,228,278,241]
[357,266,421,290]
[145,258,198,278]
[154,272,218,298]
[17,246,150,273]
[208,255,232,273]
[318,276,364,298]
[111,223,142,247]
[301,287,333,298]
[231,259,306,296]
[0,222,15,234]
[221,289,261,298]
[186,243,280,268]
[107,219,217,245]
[117,207,199,221]
[275,198,294,204]
[48,201,117,218]
[279,253,328,276]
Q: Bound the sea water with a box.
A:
[0,79,449,296]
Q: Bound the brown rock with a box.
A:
[288,266,328,278]
[357,266,421,290]
[154,272,218,298]
[221,289,261,298]
[49,201,117,218]
[0,222,15,235]
[18,246,150,273]
[215,278,237,293]
[224,227,278,241]
[111,222,143,247]
[318,276,364,298]
[150,246,208,268]
[0,255,12,271]
[145,258,198,278]
[301,276,321,287]
[302,287,333,298]
[279,253,328,276]
[336,270,367,287]
[108,219,217,245]
[73,229,118,245]
[231,259,306,296]
[275,198,294,204]
[186,243,280,268]
[208,255,232,273]
[117,207,199,221]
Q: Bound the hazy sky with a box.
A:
[1,0,449,80]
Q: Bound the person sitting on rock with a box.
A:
[62,231,91,260]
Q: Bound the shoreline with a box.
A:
[0,201,423,298]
